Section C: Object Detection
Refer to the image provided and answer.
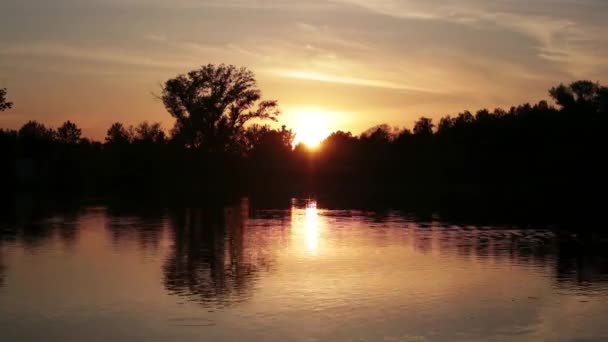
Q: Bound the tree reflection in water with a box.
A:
[163,199,278,306]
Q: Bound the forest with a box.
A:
[1,65,607,220]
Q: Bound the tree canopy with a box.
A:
[57,121,82,144]
[105,122,133,145]
[161,64,280,152]
[549,80,608,114]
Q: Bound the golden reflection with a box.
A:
[305,201,319,255]
[291,199,322,256]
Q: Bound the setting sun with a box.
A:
[290,108,332,148]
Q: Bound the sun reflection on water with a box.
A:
[305,201,319,255]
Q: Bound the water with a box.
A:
[1,198,608,341]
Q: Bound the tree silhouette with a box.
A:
[549,80,608,113]
[57,121,82,145]
[19,121,55,141]
[243,124,294,155]
[105,122,132,145]
[361,124,399,143]
[133,122,166,144]
[413,117,434,136]
[161,64,280,152]
[0,88,12,112]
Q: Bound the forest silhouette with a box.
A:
[1,64,607,221]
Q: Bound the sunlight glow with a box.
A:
[305,201,319,255]
[291,108,332,148]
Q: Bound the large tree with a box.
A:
[0,88,13,112]
[161,64,280,152]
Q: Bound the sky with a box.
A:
[1,0,608,140]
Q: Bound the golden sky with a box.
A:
[1,0,608,139]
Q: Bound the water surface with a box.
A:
[1,199,608,341]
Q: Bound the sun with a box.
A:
[295,125,328,148]
[291,108,331,148]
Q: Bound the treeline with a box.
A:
[1,66,607,217]
[1,118,268,194]
[0,118,297,196]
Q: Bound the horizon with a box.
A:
[2,0,608,140]
[0,84,582,147]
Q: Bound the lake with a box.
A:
[1,197,608,341]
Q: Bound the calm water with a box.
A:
[1,198,608,341]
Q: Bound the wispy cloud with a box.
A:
[61,0,335,10]
[0,43,193,69]
[269,69,438,93]
[334,0,608,75]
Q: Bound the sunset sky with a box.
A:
[2,0,608,139]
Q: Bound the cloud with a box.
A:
[0,43,193,69]
[0,38,248,73]
[269,68,438,93]
[34,0,335,10]
[333,0,608,75]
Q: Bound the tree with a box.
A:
[437,116,454,133]
[57,121,82,145]
[569,80,599,102]
[240,124,294,157]
[549,80,607,113]
[413,117,434,136]
[361,124,399,143]
[0,88,12,112]
[161,64,280,151]
[18,121,55,141]
[321,130,358,157]
[105,122,133,145]
[242,124,271,153]
[133,122,166,144]
[17,121,55,158]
